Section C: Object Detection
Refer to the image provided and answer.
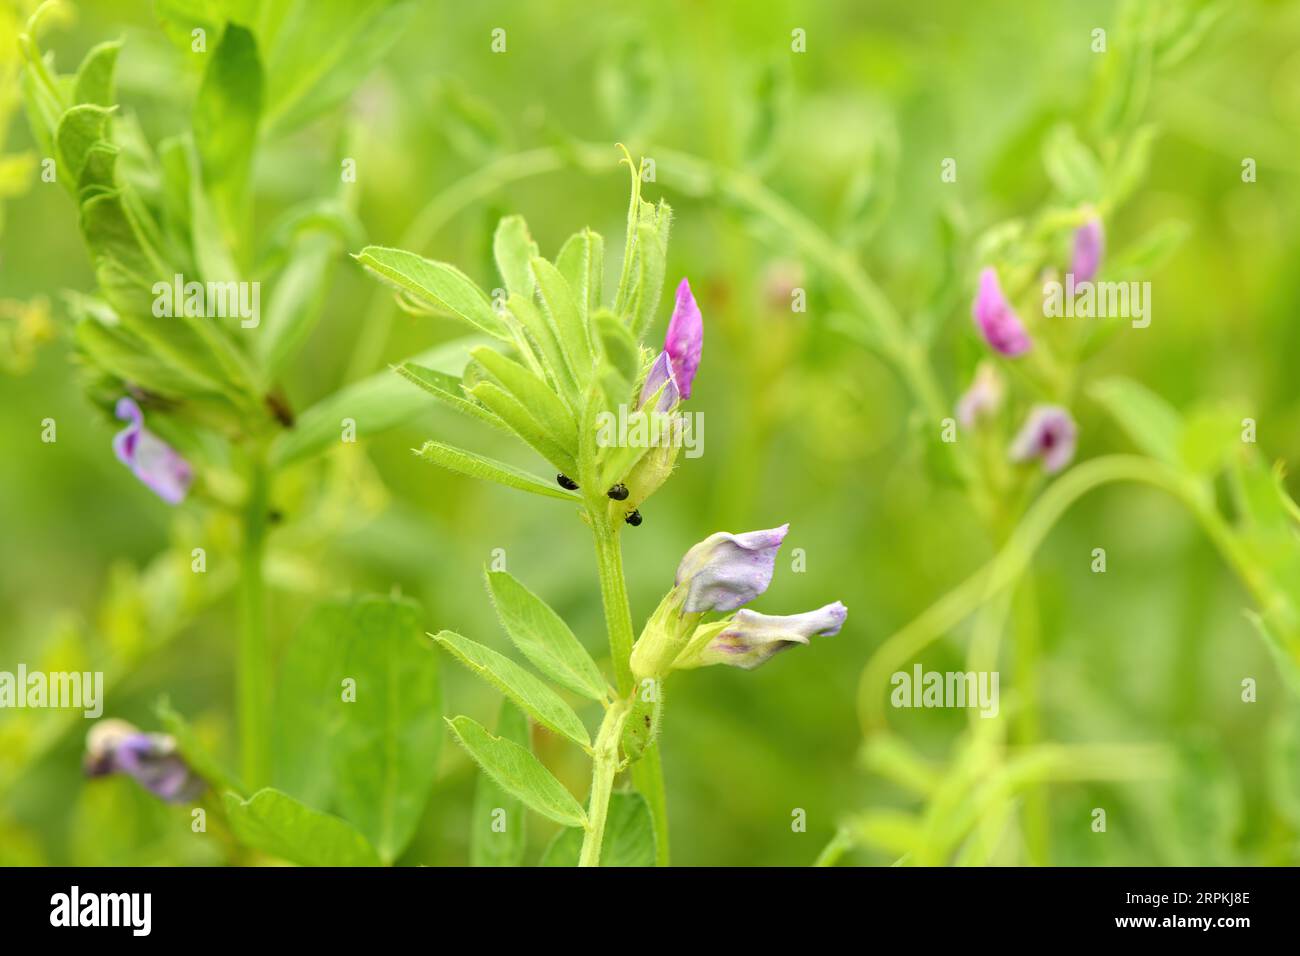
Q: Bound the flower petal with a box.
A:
[1070,218,1104,283]
[972,267,1031,357]
[664,278,702,398]
[1010,404,1078,474]
[112,397,193,504]
[698,602,847,670]
[675,523,789,613]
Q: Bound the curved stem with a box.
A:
[237,449,272,788]
[857,454,1280,734]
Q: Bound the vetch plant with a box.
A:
[356,152,844,866]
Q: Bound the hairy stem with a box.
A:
[589,512,671,864]
[579,700,630,867]
[237,450,272,789]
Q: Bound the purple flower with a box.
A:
[1070,218,1104,283]
[972,267,1031,357]
[955,362,1005,429]
[675,523,789,613]
[693,602,847,670]
[664,278,702,398]
[84,719,205,804]
[112,398,193,504]
[1010,404,1078,474]
[637,350,681,412]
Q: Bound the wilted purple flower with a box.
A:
[694,602,847,670]
[1070,218,1104,283]
[972,268,1031,357]
[112,398,193,504]
[956,362,1005,428]
[84,719,205,803]
[1010,404,1078,474]
[675,523,789,613]
[664,278,702,398]
[637,350,681,412]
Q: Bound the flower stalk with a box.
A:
[579,699,631,867]
[237,448,272,789]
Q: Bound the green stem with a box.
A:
[579,700,629,867]
[238,450,272,789]
[588,510,671,865]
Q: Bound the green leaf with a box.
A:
[1177,406,1240,475]
[414,440,580,501]
[493,215,538,299]
[269,338,480,467]
[594,309,640,385]
[331,595,442,863]
[73,39,121,107]
[193,23,263,250]
[432,631,590,748]
[395,362,506,432]
[1089,377,1182,466]
[224,788,382,867]
[1042,124,1102,205]
[507,292,577,399]
[626,200,672,341]
[595,34,664,141]
[468,381,577,473]
[539,793,655,866]
[555,229,604,321]
[471,346,577,448]
[470,702,530,867]
[55,105,113,189]
[354,245,510,340]
[485,570,607,701]
[532,256,594,386]
[255,229,338,380]
[435,80,510,162]
[445,716,587,828]
[260,0,417,136]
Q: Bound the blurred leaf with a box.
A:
[331,595,441,863]
[1089,377,1182,466]
[255,229,338,380]
[1042,124,1102,205]
[485,569,607,701]
[156,698,243,797]
[435,80,510,162]
[73,39,121,108]
[269,338,478,467]
[1109,219,1188,275]
[539,793,654,866]
[1177,405,1240,475]
[1105,124,1157,210]
[193,23,262,251]
[224,788,382,866]
[445,715,587,828]
[433,631,590,748]
[595,34,663,142]
[470,702,529,867]
[743,59,788,171]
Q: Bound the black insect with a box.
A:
[606,483,629,500]
[625,509,643,527]
[556,473,579,490]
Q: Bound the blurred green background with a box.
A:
[2,0,1299,866]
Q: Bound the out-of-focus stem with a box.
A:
[237,450,271,789]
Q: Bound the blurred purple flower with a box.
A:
[84,719,204,804]
[664,278,702,398]
[676,523,789,613]
[112,398,192,504]
[956,362,1005,428]
[972,268,1031,357]
[695,602,847,670]
[637,350,681,412]
[1070,218,1104,283]
[1010,404,1078,474]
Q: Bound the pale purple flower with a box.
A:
[675,524,789,613]
[112,398,193,504]
[664,278,702,398]
[1070,218,1104,283]
[972,267,1031,357]
[1010,404,1077,474]
[956,362,1005,428]
[695,602,847,670]
[637,350,681,412]
[84,719,204,804]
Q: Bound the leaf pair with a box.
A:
[440,570,608,836]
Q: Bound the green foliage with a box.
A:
[224,789,382,867]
